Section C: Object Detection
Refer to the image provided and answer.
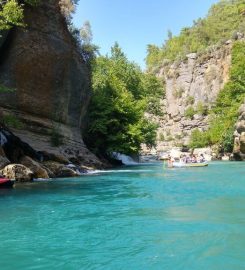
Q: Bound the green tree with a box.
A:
[85,44,158,156]
[0,0,39,30]
[80,20,93,45]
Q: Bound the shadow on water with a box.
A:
[0,164,158,200]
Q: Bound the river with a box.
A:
[0,161,245,269]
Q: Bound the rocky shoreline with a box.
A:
[0,126,106,182]
[140,146,233,163]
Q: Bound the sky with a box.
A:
[73,0,219,69]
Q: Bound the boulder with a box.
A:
[43,161,78,178]
[222,155,230,161]
[0,164,34,182]
[20,156,49,179]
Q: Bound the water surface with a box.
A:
[1,162,245,269]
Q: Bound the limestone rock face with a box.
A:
[0,0,102,168]
[233,103,245,160]
[0,164,34,182]
[149,43,232,152]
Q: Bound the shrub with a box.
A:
[184,106,195,119]
[0,84,15,93]
[186,96,195,105]
[3,114,23,129]
[189,129,210,148]
[196,101,208,116]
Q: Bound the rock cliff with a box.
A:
[234,102,245,160]
[0,0,102,171]
[148,42,232,152]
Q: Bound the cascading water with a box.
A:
[0,131,7,146]
[113,152,138,165]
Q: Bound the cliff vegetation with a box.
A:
[146,0,245,72]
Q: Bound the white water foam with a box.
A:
[86,169,152,175]
[113,152,138,165]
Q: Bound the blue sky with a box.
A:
[73,0,219,69]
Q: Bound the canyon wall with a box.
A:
[0,0,102,168]
[149,42,232,153]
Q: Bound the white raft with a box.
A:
[171,162,208,168]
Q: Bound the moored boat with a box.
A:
[0,177,15,188]
[171,162,208,168]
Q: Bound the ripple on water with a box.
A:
[1,162,245,269]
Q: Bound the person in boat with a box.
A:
[191,155,197,163]
[186,155,191,163]
[180,154,187,163]
[199,154,205,163]
[167,155,175,168]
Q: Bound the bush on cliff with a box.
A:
[184,106,195,119]
[0,0,39,30]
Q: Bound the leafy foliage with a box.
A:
[68,20,99,64]
[184,106,195,119]
[2,114,23,129]
[189,129,210,148]
[186,95,195,105]
[85,43,159,156]
[0,0,39,30]
[196,101,208,116]
[146,0,245,70]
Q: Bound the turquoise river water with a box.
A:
[0,161,245,269]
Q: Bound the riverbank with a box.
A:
[140,146,233,163]
[0,126,106,182]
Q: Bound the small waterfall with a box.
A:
[113,152,138,165]
[0,131,7,146]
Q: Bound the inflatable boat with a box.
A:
[0,177,15,188]
[171,162,208,168]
